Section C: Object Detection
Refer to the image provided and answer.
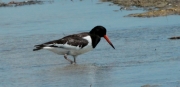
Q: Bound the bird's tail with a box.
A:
[33,44,44,51]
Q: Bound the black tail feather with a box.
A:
[33,44,44,51]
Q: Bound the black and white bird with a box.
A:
[33,26,115,64]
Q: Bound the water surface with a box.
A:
[0,0,180,87]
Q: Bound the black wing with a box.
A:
[33,32,89,51]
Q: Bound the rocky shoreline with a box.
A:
[101,0,180,17]
[2,0,180,17]
[0,0,53,7]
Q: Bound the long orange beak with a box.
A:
[103,35,115,49]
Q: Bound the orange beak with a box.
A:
[103,35,115,49]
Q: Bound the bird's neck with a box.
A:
[90,35,101,48]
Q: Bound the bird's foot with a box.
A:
[71,61,76,64]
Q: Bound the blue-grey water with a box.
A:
[0,0,180,87]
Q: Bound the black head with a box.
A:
[89,26,115,49]
[89,26,106,37]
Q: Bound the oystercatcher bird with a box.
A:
[33,26,115,64]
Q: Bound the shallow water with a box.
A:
[0,0,180,87]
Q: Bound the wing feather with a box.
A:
[33,32,89,51]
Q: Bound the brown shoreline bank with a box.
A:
[101,0,180,17]
[0,0,54,7]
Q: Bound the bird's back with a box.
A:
[33,32,94,56]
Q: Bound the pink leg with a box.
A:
[64,54,74,64]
